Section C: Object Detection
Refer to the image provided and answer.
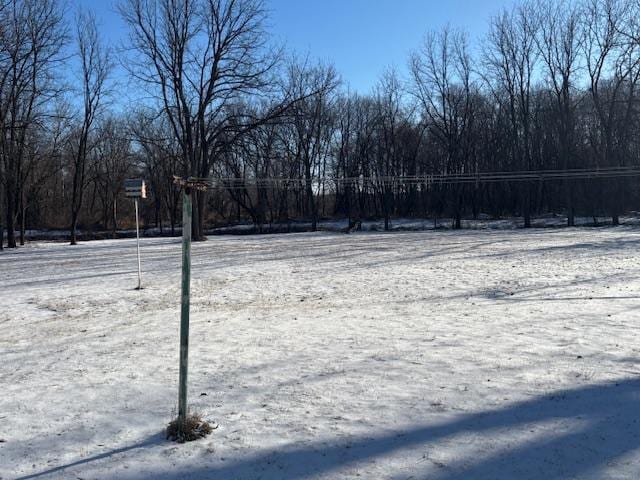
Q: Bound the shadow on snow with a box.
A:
[17,377,640,480]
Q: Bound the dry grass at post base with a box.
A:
[166,413,214,443]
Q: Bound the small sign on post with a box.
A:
[124,179,146,290]
[125,179,147,199]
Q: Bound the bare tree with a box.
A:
[284,60,339,231]
[374,69,403,230]
[536,0,584,226]
[335,93,379,226]
[583,0,640,224]
[69,10,111,245]
[119,0,281,241]
[410,26,477,228]
[90,116,134,237]
[0,0,66,248]
[130,110,182,235]
[485,1,540,227]
[19,107,69,244]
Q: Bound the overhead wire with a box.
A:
[180,166,640,191]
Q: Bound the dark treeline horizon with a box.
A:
[2,0,640,248]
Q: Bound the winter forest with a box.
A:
[2,0,640,248]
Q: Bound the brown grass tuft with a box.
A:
[166,413,213,443]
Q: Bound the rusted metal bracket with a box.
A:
[172,176,209,192]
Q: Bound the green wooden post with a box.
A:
[178,188,192,429]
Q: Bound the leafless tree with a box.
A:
[69,9,112,245]
[119,0,281,241]
[284,60,339,231]
[129,110,183,235]
[374,69,403,230]
[536,0,584,226]
[410,26,477,228]
[89,117,134,237]
[0,0,66,248]
[485,1,540,227]
[582,0,640,224]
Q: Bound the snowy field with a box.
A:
[1,229,640,479]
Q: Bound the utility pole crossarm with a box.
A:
[172,176,209,192]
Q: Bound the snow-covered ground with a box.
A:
[1,228,639,479]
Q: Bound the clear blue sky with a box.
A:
[73,0,517,94]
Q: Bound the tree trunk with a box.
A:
[70,208,79,245]
[19,199,25,246]
[611,177,621,225]
[111,197,118,239]
[454,189,462,229]
[523,182,531,229]
[70,151,84,246]
[5,188,16,248]
[305,173,317,232]
[170,203,176,236]
[191,190,207,241]
[567,185,575,227]
[383,185,391,231]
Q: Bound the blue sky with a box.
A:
[73,0,517,94]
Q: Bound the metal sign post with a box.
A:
[124,179,147,290]
[171,176,208,435]
[134,198,142,290]
[178,188,192,428]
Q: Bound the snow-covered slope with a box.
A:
[1,229,639,479]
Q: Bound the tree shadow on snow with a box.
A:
[474,235,640,260]
[12,379,640,479]
[14,432,165,480]
[99,378,640,480]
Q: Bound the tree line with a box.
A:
[2,0,640,248]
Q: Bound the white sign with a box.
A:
[125,179,147,199]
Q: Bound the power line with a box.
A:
[183,166,640,191]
